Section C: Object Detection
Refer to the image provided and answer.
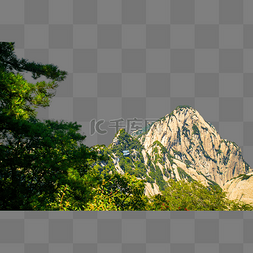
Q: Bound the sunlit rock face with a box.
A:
[222,173,253,205]
[96,106,252,200]
[137,106,252,188]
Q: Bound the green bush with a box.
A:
[241,174,252,181]
[182,126,190,138]
[146,179,253,211]
[177,167,195,182]
[146,176,155,184]
[184,159,191,168]
[192,124,200,135]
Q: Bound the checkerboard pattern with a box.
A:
[0,0,253,251]
[0,211,253,253]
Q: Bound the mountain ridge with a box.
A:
[91,105,253,204]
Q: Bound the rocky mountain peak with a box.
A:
[136,105,252,187]
[96,105,252,200]
[138,105,216,148]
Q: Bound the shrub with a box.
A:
[192,124,200,135]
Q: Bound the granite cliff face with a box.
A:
[136,106,251,187]
[93,105,252,199]
[222,172,253,205]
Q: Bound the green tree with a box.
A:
[0,114,102,210]
[2,42,251,211]
[146,179,253,211]
[0,42,67,120]
[84,170,149,211]
[0,42,103,210]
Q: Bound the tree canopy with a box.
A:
[0,42,149,211]
[0,42,252,211]
[0,42,67,120]
[0,42,99,209]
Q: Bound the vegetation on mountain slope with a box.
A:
[1,42,252,211]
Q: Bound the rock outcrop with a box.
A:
[222,173,253,205]
[92,105,253,202]
[136,105,251,188]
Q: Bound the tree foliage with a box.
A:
[1,42,252,211]
[84,171,149,211]
[0,42,99,210]
[0,113,100,210]
[146,179,253,211]
[0,42,67,120]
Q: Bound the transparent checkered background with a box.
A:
[0,211,252,253]
[1,0,253,252]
